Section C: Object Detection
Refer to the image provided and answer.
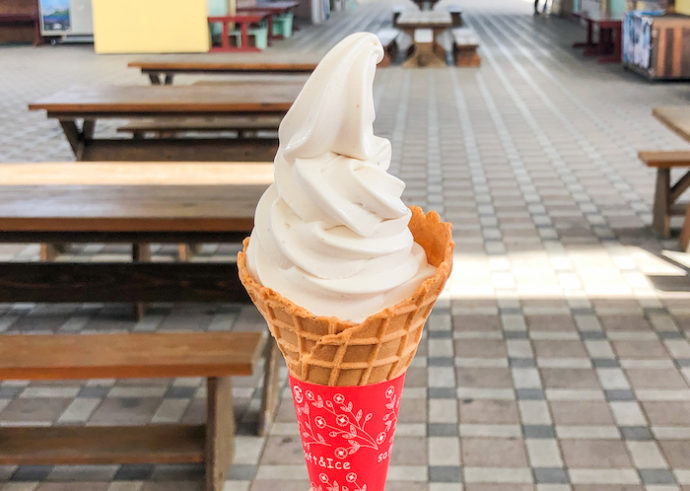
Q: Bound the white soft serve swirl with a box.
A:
[246,32,434,323]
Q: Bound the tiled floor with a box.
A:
[2,0,690,490]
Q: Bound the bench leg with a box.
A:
[40,243,60,261]
[178,244,191,261]
[132,243,151,320]
[258,337,281,437]
[653,168,671,238]
[455,48,481,67]
[206,377,234,491]
[681,203,690,253]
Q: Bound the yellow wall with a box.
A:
[93,0,210,54]
[677,0,690,14]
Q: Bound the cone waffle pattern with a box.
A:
[238,207,454,386]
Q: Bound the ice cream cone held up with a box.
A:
[238,32,453,491]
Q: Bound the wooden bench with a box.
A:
[572,12,622,64]
[128,58,318,85]
[117,115,283,139]
[0,162,282,438]
[0,0,40,46]
[638,150,690,239]
[0,331,262,491]
[376,28,400,67]
[392,5,407,26]
[452,27,481,67]
[28,84,301,162]
[445,5,463,26]
[682,203,690,252]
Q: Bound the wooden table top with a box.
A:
[653,106,690,142]
[0,162,273,232]
[396,10,451,28]
[238,1,299,12]
[0,332,263,380]
[28,82,303,115]
[127,56,318,73]
[208,11,268,20]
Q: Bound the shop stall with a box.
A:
[623,10,690,79]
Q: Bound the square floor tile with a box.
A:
[458,399,520,424]
[549,401,614,425]
[461,438,528,467]
[560,440,634,468]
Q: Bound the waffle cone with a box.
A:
[237,206,454,386]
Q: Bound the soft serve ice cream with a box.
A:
[246,32,434,323]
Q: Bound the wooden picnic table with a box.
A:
[654,106,690,142]
[28,82,302,161]
[572,11,622,64]
[410,0,440,10]
[128,56,318,85]
[0,161,281,438]
[396,10,452,67]
[208,12,271,53]
[0,162,271,239]
[652,106,690,251]
[237,1,299,42]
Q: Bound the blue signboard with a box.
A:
[623,10,663,71]
[40,0,71,34]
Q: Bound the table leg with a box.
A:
[148,73,162,85]
[583,20,602,56]
[59,119,95,161]
[40,244,59,262]
[573,18,594,49]
[221,20,230,50]
[403,29,447,68]
[241,22,250,49]
[653,168,671,238]
[132,243,151,321]
[258,338,281,437]
[598,25,622,63]
[266,15,274,44]
[681,203,690,252]
[206,377,234,491]
[164,74,175,85]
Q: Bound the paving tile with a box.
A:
[549,401,614,425]
[620,426,653,441]
[87,398,160,425]
[611,341,670,359]
[533,340,588,358]
[113,465,154,481]
[458,399,520,424]
[642,402,690,426]
[461,438,528,467]
[454,340,507,358]
[560,440,634,468]
[456,367,514,388]
[10,467,52,482]
[658,440,690,469]
[0,398,71,423]
[541,368,600,389]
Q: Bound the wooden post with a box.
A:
[681,202,690,252]
[206,377,234,491]
[258,338,281,436]
[40,244,59,262]
[227,0,236,31]
[132,243,151,321]
[653,168,671,238]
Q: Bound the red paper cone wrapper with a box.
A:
[289,372,406,491]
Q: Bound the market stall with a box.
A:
[623,10,690,79]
